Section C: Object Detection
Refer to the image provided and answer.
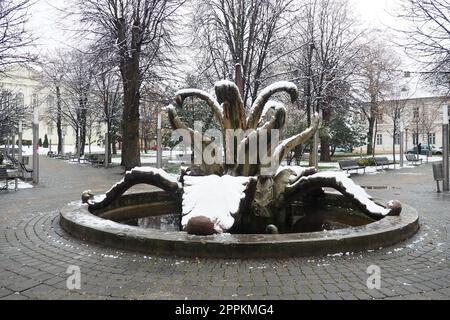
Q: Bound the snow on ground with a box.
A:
[2,179,33,190]
[284,154,443,175]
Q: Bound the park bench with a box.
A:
[85,154,106,167]
[374,157,396,170]
[406,154,423,166]
[3,153,32,180]
[60,152,72,161]
[338,160,366,174]
[0,167,18,191]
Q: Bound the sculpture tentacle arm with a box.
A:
[174,89,224,127]
[272,113,320,167]
[86,168,181,211]
[247,81,298,129]
[168,105,217,153]
[285,172,400,220]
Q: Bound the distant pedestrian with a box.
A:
[418,143,422,155]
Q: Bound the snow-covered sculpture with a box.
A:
[87,80,401,235]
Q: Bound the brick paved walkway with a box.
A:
[0,156,449,300]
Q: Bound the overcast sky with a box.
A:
[27,0,415,68]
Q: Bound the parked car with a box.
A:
[432,146,443,155]
[406,144,438,155]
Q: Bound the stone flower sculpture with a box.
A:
[87,80,401,236]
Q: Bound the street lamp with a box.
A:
[18,120,23,163]
[62,126,67,156]
[442,105,449,191]
[104,120,109,168]
[400,120,405,168]
[157,111,162,169]
[32,107,39,184]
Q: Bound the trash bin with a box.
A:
[433,162,444,192]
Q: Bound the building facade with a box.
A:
[362,75,449,155]
[0,65,104,153]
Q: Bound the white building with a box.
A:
[0,65,104,153]
[366,74,449,154]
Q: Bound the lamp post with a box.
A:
[5,135,9,156]
[32,108,39,184]
[156,111,162,169]
[104,120,109,169]
[11,132,15,160]
[400,121,404,168]
[76,127,81,163]
[61,126,66,156]
[443,105,449,192]
[18,120,23,163]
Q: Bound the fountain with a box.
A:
[60,80,419,258]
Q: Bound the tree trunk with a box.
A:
[373,119,378,157]
[367,117,375,155]
[112,135,117,155]
[392,127,396,167]
[56,86,62,154]
[121,76,141,170]
[320,107,331,162]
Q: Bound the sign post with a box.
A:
[443,105,449,192]
[32,108,39,184]
[104,121,109,169]
[400,121,404,168]
[18,120,23,163]
[157,112,162,169]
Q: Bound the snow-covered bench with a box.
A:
[338,160,366,174]
[405,154,423,166]
[374,157,396,170]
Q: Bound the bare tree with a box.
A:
[77,0,185,170]
[288,0,362,161]
[0,0,35,71]
[355,38,399,156]
[396,0,450,87]
[39,52,67,154]
[92,56,123,158]
[0,88,28,138]
[385,83,408,165]
[192,0,297,104]
[59,51,94,156]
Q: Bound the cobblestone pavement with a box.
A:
[0,156,449,300]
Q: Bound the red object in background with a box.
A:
[150,145,157,151]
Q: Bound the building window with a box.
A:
[47,125,54,136]
[47,95,54,111]
[394,133,400,145]
[413,107,419,119]
[15,92,24,109]
[32,93,38,109]
[376,134,383,145]
[376,112,383,122]
[428,133,436,145]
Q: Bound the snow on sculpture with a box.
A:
[86,80,401,236]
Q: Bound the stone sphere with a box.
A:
[185,216,217,236]
[81,190,94,204]
[266,224,279,234]
[386,200,402,216]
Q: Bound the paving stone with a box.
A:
[0,157,449,299]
